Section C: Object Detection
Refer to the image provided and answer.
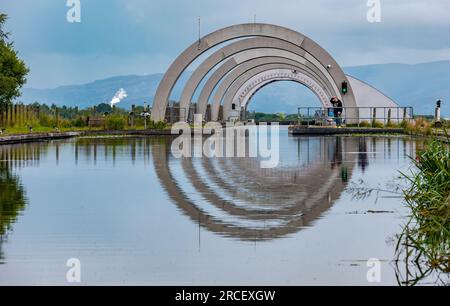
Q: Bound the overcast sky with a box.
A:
[3,0,450,88]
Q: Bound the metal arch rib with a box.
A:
[198,53,335,118]
[151,23,357,122]
[210,58,334,121]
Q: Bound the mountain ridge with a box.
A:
[19,60,450,116]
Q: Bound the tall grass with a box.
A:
[396,136,450,285]
[404,117,433,136]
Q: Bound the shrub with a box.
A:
[415,117,431,135]
[372,121,385,128]
[400,120,409,129]
[39,114,55,127]
[386,121,399,128]
[25,118,39,129]
[359,120,371,128]
[405,117,432,135]
[147,120,168,130]
[105,115,126,130]
[72,117,87,128]
[59,118,72,129]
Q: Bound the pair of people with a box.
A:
[330,97,343,127]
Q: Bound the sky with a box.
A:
[2,0,450,89]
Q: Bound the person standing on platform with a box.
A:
[330,97,343,127]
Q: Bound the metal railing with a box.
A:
[297,106,414,127]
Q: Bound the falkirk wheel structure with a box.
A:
[151,23,400,123]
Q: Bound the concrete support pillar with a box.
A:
[435,107,441,123]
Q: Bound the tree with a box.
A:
[0,14,29,110]
[0,14,9,41]
[96,103,112,114]
[277,112,286,121]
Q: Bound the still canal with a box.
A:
[0,128,426,285]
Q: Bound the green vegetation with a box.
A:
[0,102,170,135]
[402,117,449,137]
[358,120,371,128]
[386,121,400,128]
[105,115,126,130]
[348,135,449,285]
[396,137,450,285]
[404,117,433,136]
[1,126,99,135]
[372,120,385,128]
[147,120,168,130]
[0,14,29,111]
[441,119,450,129]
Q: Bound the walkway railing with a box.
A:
[297,106,414,127]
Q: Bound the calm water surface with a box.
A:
[0,128,424,285]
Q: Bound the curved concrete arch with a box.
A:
[223,69,331,120]
[151,23,357,122]
[236,71,330,116]
[179,37,341,121]
[197,55,324,117]
[218,65,330,121]
[238,69,331,109]
[209,52,332,121]
[179,37,309,120]
[240,71,328,110]
[198,54,335,118]
[236,62,333,107]
[212,61,332,121]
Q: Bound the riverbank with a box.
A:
[0,129,174,145]
[0,131,81,145]
[1,126,447,145]
[289,125,449,142]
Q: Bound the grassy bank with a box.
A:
[0,121,170,136]
[0,102,169,136]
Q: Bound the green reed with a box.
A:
[396,135,450,285]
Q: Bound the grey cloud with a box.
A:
[2,0,450,87]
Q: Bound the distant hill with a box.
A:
[22,74,166,110]
[19,60,450,116]
[21,73,192,110]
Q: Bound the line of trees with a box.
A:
[0,100,169,131]
[0,13,29,112]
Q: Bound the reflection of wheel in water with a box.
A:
[152,137,358,241]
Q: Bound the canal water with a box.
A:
[0,128,425,285]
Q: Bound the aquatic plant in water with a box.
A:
[396,137,450,286]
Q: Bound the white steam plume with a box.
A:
[110,88,128,107]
